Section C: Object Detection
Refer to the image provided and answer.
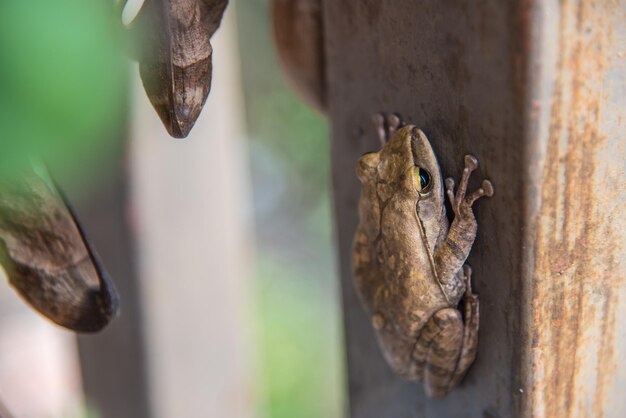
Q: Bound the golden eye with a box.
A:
[413,167,431,193]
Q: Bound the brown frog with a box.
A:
[352,114,494,397]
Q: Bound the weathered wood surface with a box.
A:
[323,1,626,417]
[522,2,626,417]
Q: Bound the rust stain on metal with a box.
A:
[529,1,624,417]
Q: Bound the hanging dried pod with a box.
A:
[271,0,326,113]
[132,0,228,138]
[0,165,119,332]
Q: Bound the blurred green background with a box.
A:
[237,1,345,417]
[0,0,125,183]
[0,0,345,417]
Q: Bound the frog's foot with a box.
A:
[445,155,494,218]
[462,265,476,299]
[448,265,480,389]
[372,113,402,146]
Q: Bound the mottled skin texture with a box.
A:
[0,166,119,332]
[352,115,494,397]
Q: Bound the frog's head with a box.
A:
[356,125,445,226]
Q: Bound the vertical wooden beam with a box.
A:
[522,2,626,417]
[129,9,255,417]
[73,158,153,418]
[323,1,626,417]
[69,103,153,417]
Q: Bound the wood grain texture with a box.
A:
[323,0,626,416]
[134,0,228,138]
[523,2,626,417]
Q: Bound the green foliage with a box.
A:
[236,1,345,416]
[255,257,344,418]
[236,0,329,213]
[250,89,329,209]
[0,0,126,178]
[63,403,101,418]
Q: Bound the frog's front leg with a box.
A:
[412,266,479,397]
[434,155,494,286]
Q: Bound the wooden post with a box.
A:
[72,139,153,418]
[323,1,626,417]
[66,69,152,418]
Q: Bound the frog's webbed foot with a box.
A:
[448,265,480,389]
[445,155,494,219]
[372,113,402,147]
[462,265,476,299]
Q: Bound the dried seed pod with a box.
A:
[132,0,228,138]
[271,0,326,113]
[0,165,119,332]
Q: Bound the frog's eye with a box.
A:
[412,167,432,193]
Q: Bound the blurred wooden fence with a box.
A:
[73,9,254,418]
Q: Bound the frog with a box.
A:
[352,114,494,398]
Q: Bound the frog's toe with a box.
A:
[463,264,472,282]
[387,113,402,133]
[462,265,477,298]
[482,180,495,197]
[466,179,495,206]
[372,113,385,128]
[464,154,478,171]
[445,177,457,206]
[372,113,387,145]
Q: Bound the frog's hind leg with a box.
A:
[448,265,480,389]
[412,308,463,398]
[412,267,480,397]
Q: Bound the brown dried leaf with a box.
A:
[133,0,228,138]
[0,166,119,332]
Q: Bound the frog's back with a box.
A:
[375,199,450,337]
[378,249,449,336]
[370,254,450,379]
